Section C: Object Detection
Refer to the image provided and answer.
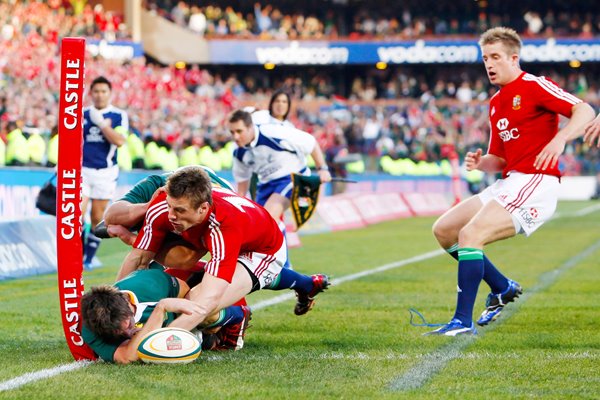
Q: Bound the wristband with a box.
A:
[318,166,329,171]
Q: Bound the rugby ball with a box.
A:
[137,327,202,364]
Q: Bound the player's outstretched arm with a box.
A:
[104,200,149,228]
[584,113,600,148]
[116,248,156,281]
[169,274,230,330]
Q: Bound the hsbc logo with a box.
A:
[497,118,509,130]
[496,118,520,142]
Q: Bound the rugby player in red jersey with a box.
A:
[116,166,330,332]
[428,27,595,336]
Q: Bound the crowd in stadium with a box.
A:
[1,0,599,178]
[148,0,599,39]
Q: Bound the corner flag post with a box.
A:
[57,37,96,360]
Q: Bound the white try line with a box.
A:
[388,238,600,392]
[1,204,598,392]
[0,361,93,392]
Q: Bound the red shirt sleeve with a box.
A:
[531,76,580,117]
[133,196,170,254]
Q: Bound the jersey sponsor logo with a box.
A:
[512,95,521,110]
[518,207,538,228]
[86,127,105,142]
[496,118,520,142]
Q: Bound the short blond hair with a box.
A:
[479,27,522,56]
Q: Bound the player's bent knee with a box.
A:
[457,224,481,247]
[432,217,454,243]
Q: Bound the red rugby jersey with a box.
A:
[487,72,581,178]
[134,188,283,283]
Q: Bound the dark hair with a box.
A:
[268,90,291,121]
[81,286,132,344]
[228,109,253,128]
[90,76,112,91]
[166,166,213,208]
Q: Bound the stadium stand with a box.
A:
[0,0,599,175]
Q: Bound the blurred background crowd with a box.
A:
[1,0,599,180]
[149,0,599,39]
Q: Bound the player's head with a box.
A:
[228,109,255,147]
[269,90,291,121]
[90,76,112,109]
[81,285,137,344]
[479,27,522,87]
[166,166,213,232]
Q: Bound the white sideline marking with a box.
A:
[389,238,600,392]
[0,361,92,392]
[0,249,444,392]
[2,205,598,392]
[552,202,600,219]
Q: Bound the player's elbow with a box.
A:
[574,102,596,123]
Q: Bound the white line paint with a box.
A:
[551,202,600,220]
[0,361,92,392]
[389,238,600,392]
[2,204,598,392]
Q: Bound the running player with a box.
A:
[428,27,595,336]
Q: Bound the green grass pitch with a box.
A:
[1,201,599,399]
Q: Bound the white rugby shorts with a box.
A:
[236,238,288,290]
[82,165,119,200]
[478,172,560,236]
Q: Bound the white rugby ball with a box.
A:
[137,327,202,364]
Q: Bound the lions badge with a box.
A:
[512,95,521,110]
